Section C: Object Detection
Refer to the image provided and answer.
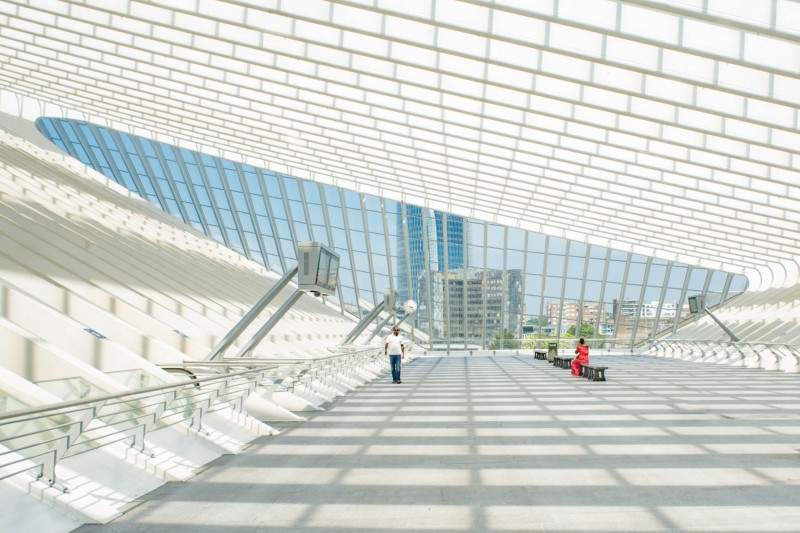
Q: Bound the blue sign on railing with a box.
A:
[83,328,106,340]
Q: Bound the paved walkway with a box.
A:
[79,355,800,532]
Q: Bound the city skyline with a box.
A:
[36,117,748,348]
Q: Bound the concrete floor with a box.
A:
[78,355,800,532]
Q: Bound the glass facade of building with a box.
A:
[37,117,748,350]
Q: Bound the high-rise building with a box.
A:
[397,205,466,304]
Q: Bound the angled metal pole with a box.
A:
[341,300,386,345]
[206,265,299,360]
[365,308,417,344]
[237,290,305,357]
[365,314,394,344]
[704,309,740,342]
[396,312,414,328]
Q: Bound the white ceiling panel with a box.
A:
[0,0,798,286]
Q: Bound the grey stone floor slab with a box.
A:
[78,355,800,532]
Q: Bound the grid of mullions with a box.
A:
[37,117,747,349]
[2,1,800,277]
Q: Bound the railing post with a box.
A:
[191,407,204,431]
[130,424,146,453]
[40,450,56,484]
[207,265,299,360]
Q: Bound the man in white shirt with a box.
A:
[384,327,405,384]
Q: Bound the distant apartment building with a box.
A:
[546,301,604,329]
[615,299,679,319]
[613,299,683,345]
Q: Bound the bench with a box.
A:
[534,349,547,360]
[553,355,573,369]
[580,364,608,381]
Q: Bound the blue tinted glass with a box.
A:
[36,117,746,346]
[350,230,367,253]
[307,204,326,225]
[289,201,306,224]
[546,254,564,277]
[507,249,523,270]
[647,264,667,286]
[364,195,381,212]
[527,232,545,251]
[59,120,92,165]
[526,253,544,275]
[708,270,726,292]
[323,185,341,207]
[587,258,605,281]
[283,177,301,201]
[294,222,310,241]
[367,210,384,232]
[344,190,361,208]
[688,269,708,291]
[347,208,364,231]
[607,260,626,282]
[231,191,248,213]
[302,180,321,204]
[250,193,268,216]
[669,266,688,287]
[627,262,646,285]
[222,161,243,192]
[566,256,585,279]
[265,173,281,198]
[269,196,287,219]
[312,225,329,245]
[584,280,602,301]
[327,205,345,229]
[548,237,567,255]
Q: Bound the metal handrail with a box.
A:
[649,339,800,351]
[0,364,278,489]
[0,348,387,490]
[0,366,275,422]
[647,339,800,370]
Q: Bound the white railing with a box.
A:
[424,337,631,351]
[646,339,800,372]
[174,347,386,396]
[0,364,277,490]
[0,348,386,491]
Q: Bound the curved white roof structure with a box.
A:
[1,1,799,289]
[2,4,800,531]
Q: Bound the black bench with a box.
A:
[534,349,547,360]
[580,364,608,381]
[553,356,573,369]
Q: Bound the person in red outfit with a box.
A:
[572,337,589,376]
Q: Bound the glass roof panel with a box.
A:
[620,5,680,44]
[8,0,800,289]
[605,36,660,69]
[717,63,771,95]
[439,53,485,79]
[776,0,800,35]
[683,19,741,59]
[437,28,486,57]
[558,0,618,29]
[662,49,716,83]
[744,33,800,72]
[708,0,773,26]
[384,15,435,45]
[548,24,604,56]
[490,10,547,44]
[332,4,382,33]
[435,0,490,32]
